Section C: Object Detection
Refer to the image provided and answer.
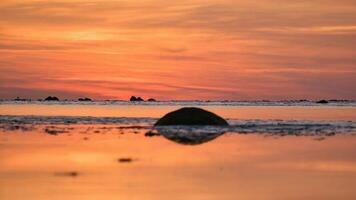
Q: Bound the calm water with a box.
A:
[1,102,356,200]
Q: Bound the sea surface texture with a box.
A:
[1,101,356,200]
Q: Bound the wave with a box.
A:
[0,115,156,124]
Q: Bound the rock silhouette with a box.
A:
[147,98,156,102]
[78,97,92,101]
[117,158,133,163]
[44,96,59,101]
[130,96,144,101]
[13,97,28,101]
[316,100,329,104]
[154,107,228,126]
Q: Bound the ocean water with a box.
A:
[1,101,356,200]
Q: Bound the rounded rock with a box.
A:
[154,107,228,126]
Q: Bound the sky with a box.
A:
[0,0,355,100]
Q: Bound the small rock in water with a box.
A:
[44,96,59,101]
[54,171,79,177]
[316,100,329,104]
[44,127,68,135]
[130,96,144,101]
[154,107,228,126]
[78,97,92,101]
[118,158,133,163]
[145,131,160,137]
[147,98,156,102]
[13,97,28,101]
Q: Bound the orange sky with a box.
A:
[0,0,355,100]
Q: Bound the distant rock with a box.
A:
[44,96,59,101]
[130,96,136,101]
[154,107,228,126]
[130,96,144,101]
[13,97,28,101]
[147,98,156,102]
[316,100,329,104]
[78,97,92,101]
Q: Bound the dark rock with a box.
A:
[145,131,160,137]
[147,98,156,102]
[78,97,92,101]
[118,158,133,163]
[44,127,68,135]
[130,96,137,101]
[316,100,329,104]
[13,97,28,101]
[54,171,79,177]
[130,96,144,101]
[44,96,59,101]
[154,107,228,126]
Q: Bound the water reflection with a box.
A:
[154,126,225,145]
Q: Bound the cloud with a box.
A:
[0,0,355,100]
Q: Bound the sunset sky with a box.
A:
[0,0,355,100]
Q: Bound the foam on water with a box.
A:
[0,115,156,124]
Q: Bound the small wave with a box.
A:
[229,119,355,135]
[0,115,156,125]
[151,120,356,136]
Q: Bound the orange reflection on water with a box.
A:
[1,104,356,120]
[1,126,356,200]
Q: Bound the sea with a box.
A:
[1,100,356,200]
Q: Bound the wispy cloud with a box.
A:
[0,0,355,99]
